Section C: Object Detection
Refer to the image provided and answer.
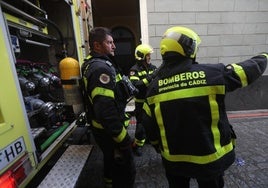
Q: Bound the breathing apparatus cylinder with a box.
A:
[59,57,83,116]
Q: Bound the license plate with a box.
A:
[0,137,26,171]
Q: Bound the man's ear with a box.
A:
[94,41,102,51]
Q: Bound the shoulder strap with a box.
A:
[82,57,112,77]
[90,58,113,67]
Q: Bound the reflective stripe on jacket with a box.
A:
[129,63,157,102]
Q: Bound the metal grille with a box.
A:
[38,145,93,188]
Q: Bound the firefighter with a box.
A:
[81,27,136,188]
[142,26,267,188]
[129,44,157,156]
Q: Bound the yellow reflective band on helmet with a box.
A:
[161,142,234,164]
[147,85,225,105]
[92,120,104,129]
[91,87,114,99]
[231,64,248,87]
[113,127,127,143]
[143,102,151,117]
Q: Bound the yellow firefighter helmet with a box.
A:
[160,26,201,59]
[135,44,154,60]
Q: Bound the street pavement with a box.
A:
[75,109,268,188]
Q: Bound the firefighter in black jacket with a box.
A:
[142,26,267,188]
[81,27,136,188]
[129,44,157,156]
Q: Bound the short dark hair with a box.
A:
[88,27,112,50]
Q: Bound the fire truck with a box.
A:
[0,0,93,187]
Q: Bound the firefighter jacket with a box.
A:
[129,62,157,103]
[143,53,268,178]
[81,53,132,148]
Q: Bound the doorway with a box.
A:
[91,0,141,75]
[112,27,136,75]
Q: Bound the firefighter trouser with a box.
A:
[134,102,146,146]
[92,127,136,188]
[165,172,224,188]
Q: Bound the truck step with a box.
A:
[38,145,93,188]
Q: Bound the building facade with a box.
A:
[90,0,268,110]
[144,0,268,110]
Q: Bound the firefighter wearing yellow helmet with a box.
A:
[143,26,268,187]
[129,43,157,156]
